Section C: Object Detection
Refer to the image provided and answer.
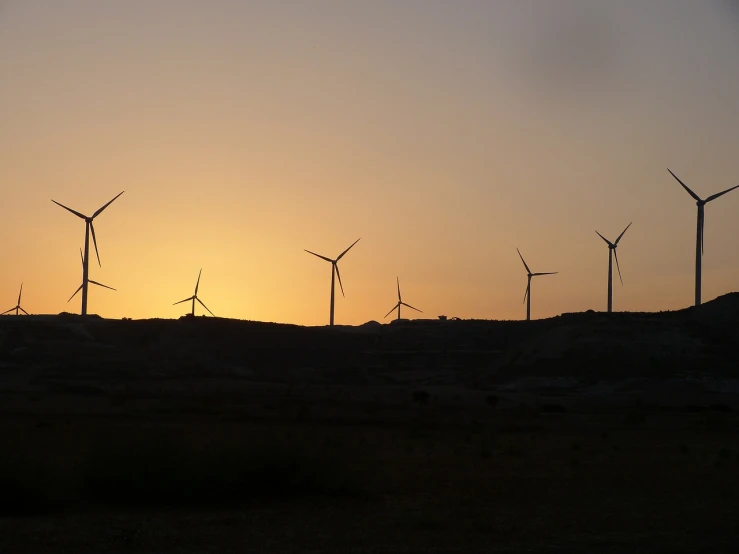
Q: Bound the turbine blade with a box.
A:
[523,282,529,304]
[705,184,739,203]
[384,303,399,318]
[532,272,558,276]
[68,285,83,303]
[335,263,345,297]
[51,200,87,220]
[0,307,14,315]
[19,307,29,316]
[401,302,423,313]
[305,249,333,263]
[89,280,116,291]
[17,283,23,305]
[80,248,85,267]
[615,222,632,245]
[614,249,623,286]
[195,269,202,295]
[92,191,125,218]
[173,296,194,306]
[336,237,361,261]
[90,222,101,267]
[397,276,401,301]
[595,231,612,247]
[667,168,702,202]
[197,297,215,317]
[516,248,531,274]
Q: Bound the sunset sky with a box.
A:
[1,1,738,325]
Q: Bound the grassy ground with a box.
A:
[1,400,739,553]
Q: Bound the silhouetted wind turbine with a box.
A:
[1,284,29,316]
[384,277,422,321]
[595,222,632,313]
[305,238,360,326]
[667,168,739,307]
[69,248,116,306]
[516,249,557,321]
[51,191,124,316]
[173,269,215,317]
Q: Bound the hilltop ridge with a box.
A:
[1,293,737,409]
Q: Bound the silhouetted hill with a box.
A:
[1,294,738,406]
[682,291,739,324]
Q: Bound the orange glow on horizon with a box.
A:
[1,2,738,325]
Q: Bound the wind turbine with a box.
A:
[595,222,632,313]
[516,249,557,321]
[384,277,422,321]
[51,191,124,316]
[1,284,29,316]
[304,238,360,326]
[69,248,116,307]
[667,168,739,307]
[173,269,215,317]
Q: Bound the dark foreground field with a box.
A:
[2,409,739,553]
[1,295,739,552]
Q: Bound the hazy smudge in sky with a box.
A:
[721,0,739,15]
[525,4,619,82]
[497,0,630,113]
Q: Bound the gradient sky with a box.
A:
[1,0,739,324]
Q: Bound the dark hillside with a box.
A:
[1,293,737,402]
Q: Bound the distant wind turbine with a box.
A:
[1,284,29,316]
[516,249,557,321]
[667,168,739,307]
[595,222,632,313]
[69,248,116,306]
[305,238,360,326]
[52,191,124,316]
[384,277,422,321]
[173,269,215,317]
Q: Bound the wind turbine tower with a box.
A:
[305,238,360,326]
[384,277,422,321]
[667,169,739,306]
[173,269,215,317]
[69,248,116,307]
[1,284,29,316]
[52,191,124,316]
[595,222,632,313]
[516,249,557,321]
